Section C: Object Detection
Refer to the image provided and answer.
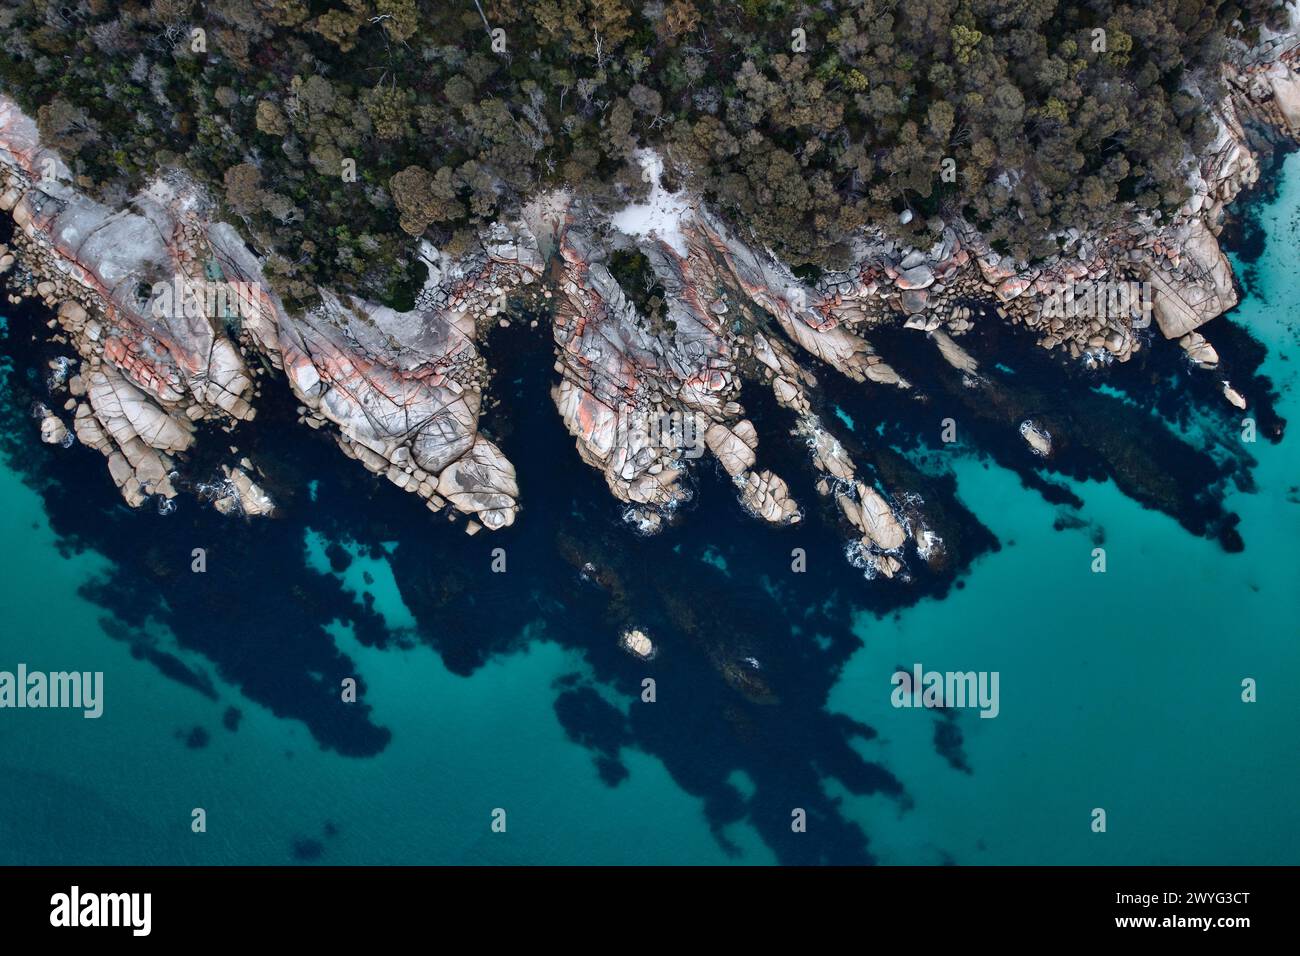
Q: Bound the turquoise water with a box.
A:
[0,471,776,863]
[830,161,1300,864]
[1,157,1298,864]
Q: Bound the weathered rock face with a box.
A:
[932,330,981,377]
[227,222,543,530]
[530,179,918,553]
[1180,331,1221,369]
[1223,382,1249,410]
[620,628,655,660]
[270,226,543,531]
[544,212,705,520]
[0,97,259,507]
[0,93,536,529]
[1266,59,1300,128]
[793,414,925,578]
[544,192,824,529]
[1148,218,1239,339]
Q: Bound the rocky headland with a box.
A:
[0,23,1296,574]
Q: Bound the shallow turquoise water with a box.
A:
[0,157,1297,865]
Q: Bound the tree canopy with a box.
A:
[0,0,1286,308]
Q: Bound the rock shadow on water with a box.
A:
[1,235,1288,864]
[0,298,1025,864]
[857,314,1278,552]
[0,304,394,758]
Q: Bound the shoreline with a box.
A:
[0,30,1293,578]
[0,148,1297,867]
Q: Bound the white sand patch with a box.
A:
[611,150,692,256]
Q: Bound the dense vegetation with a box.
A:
[0,1,1288,309]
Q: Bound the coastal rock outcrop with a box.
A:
[0,24,1295,564]
[272,258,535,531]
[538,160,924,547]
[0,95,533,529]
[0,97,251,508]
